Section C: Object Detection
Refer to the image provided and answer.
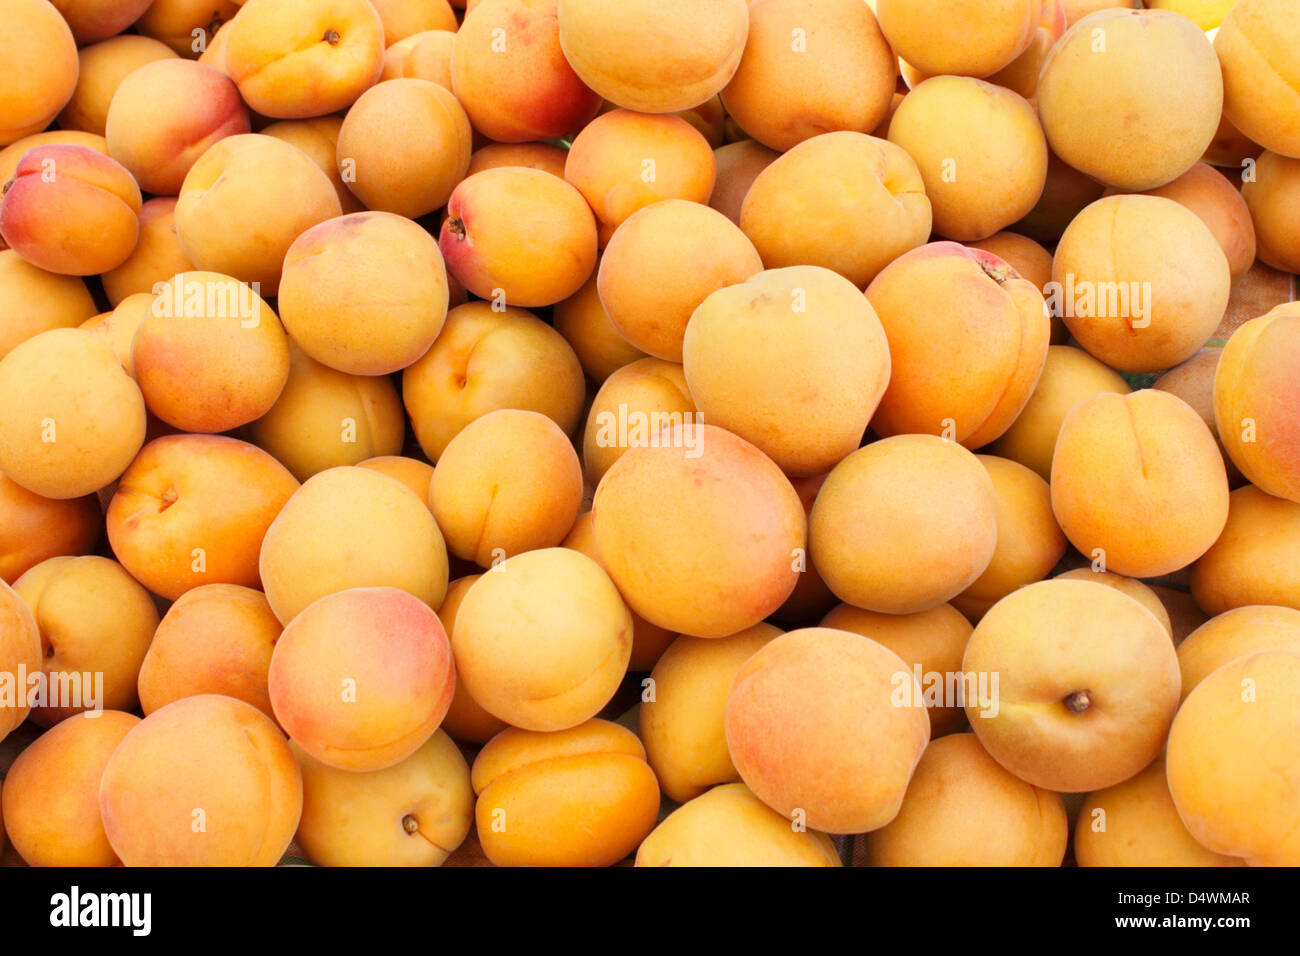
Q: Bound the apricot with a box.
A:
[592,424,804,638]
[433,575,508,744]
[107,435,298,601]
[1075,758,1244,867]
[719,0,894,152]
[59,36,178,137]
[876,0,1040,78]
[0,145,141,277]
[472,719,660,866]
[1012,147,1106,244]
[638,624,781,803]
[963,579,1180,792]
[0,328,146,500]
[1037,9,1222,191]
[952,456,1067,621]
[403,302,585,462]
[1052,390,1229,577]
[984,0,1069,99]
[708,140,778,226]
[465,141,568,179]
[1241,151,1300,273]
[564,109,715,241]
[105,59,250,196]
[431,409,582,566]
[552,267,648,382]
[0,579,42,742]
[1050,195,1231,373]
[1154,347,1242,485]
[862,733,1068,866]
[0,250,97,360]
[726,627,930,834]
[248,344,406,481]
[0,474,99,585]
[1062,0,1140,24]
[82,298,151,375]
[866,243,1050,448]
[557,0,748,114]
[99,694,302,866]
[683,265,890,477]
[294,729,472,866]
[1177,605,1300,704]
[13,555,159,726]
[0,130,109,186]
[1215,0,1300,159]
[0,0,78,147]
[260,466,449,625]
[135,0,240,56]
[888,77,1047,242]
[1204,108,1262,169]
[809,435,997,614]
[260,116,367,214]
[1167,650,1300,865]
[582,358,693,486]
[381,29,455,87]
[452,0,600,142]
[740,131,931,288]
[100,198,197,308]
[1213,305,1300,501]
[369,0,456,42]
[357,456,435,511]
[1,711,140,867]
[636,783,839,867]
[175,134,342,295]
[335,78,472,218]
[967,232,1054,297]
[1191,485,1300,614]
[439,167,597,308]
[1054,568,1174,637]
[770,473,839,628]
[452,549,632,731]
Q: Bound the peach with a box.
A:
[0,328,146,500]
[383,29,456,86]
[1242,151,1300,273]
[107,435,298,601]
[1155,347,1242,485]
[137,584,281,719]
[1178,605,1300,702]
[1012,147,1106,245]
[1052,390,1230,577]
[259,116,366,214]
[224,0,384,118]
[820,602,973,736]
[175,134,343,295]
[430,409,583,565]
[433,574,508,744]
[369,0,456,42]
[862,733,1068,866]
[582,358,694,486]
[260,466,449,625]
[810,435,997,614]
[0,474,99,585]
[1191,485,1300,614]
[1166,650,1300,865]
[293,729,472,866]
[638,624,781,804]
[557,0,748,114]
[740,131,931,288]
[279,212,447,376]
[452,549,632,731]
[564,110,715,241]
[105,59,250,196]
[719,0,894,153]
[335,78,472,218]
[592,424,804,638]
[636,783,839,867]
[0,130,109,186]
[1215,0,1300,159]
[866,242,1050,448]
[888,77,1047,241]
[0,0,78,147]
[3,711,140,868]
[1037,9,1222,191]
[0,578,42,742]
[135,0,240,56]
[1213,305,1300,501]
[402,302,585,462]
[0,145,141,277]
[248,344,406,480]
[952,456,1067,621]
[726,627,930,834]
[472,719,660,866]
[451,0,601,142]
[440,167,597,307]
[553,266,648,382]
[877,0,1040,78]
[59,35,178,136]
[963,578,1180,792]
[465,141,568,179]
[708,140,778,226]
[1054,568,1174,637]
[988,345,1130,480]
[13,555,159,726]
[357,456,435,511]
[1075,757,1245,867]
[99,694,302,866]
[100,199,197,308]
[0,250,97,360]
[683,266,890,476]
[1051,195,1231,373]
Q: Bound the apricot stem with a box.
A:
[447,218,466,240]
[402,814,419,834]
[1064,690,1092,714]
[324,29,341,44]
